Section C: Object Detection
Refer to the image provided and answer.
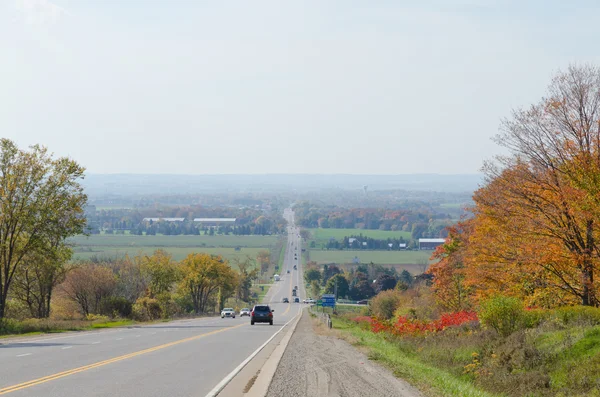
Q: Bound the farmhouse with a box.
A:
[418,238,445,250]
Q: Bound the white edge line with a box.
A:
[16,353,32,357]
[203,312,300,397]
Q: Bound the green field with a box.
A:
[308,249,432,266]
[308,228,412,243]
[69,234,279,262]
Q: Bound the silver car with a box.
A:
[239,308,251,317]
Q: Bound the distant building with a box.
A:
[418,238,445,250]
[348,238,357,245]
[399,243,407,249]
[142,217,185,222]
[193,218,236,223]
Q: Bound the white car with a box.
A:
[221,308,236,318]
[306,299,316,304]
[240,308,251,317]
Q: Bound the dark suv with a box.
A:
[251,305,274,325]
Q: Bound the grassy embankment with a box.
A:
[0,318,136,338]
[69,234,278,262]
[330,306,600,397]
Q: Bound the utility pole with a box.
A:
[334,276,338,300]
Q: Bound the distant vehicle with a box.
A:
[251,305,274,325]
[293,265,297,270]
[274,274,280,281]
[306,298,316,304]
[357,300,368,305]
[221,308,236,318]
[287,270,290,274]
[293,297,300,303]
[240,308,251,317]
[282,297,289,303]
[294,286,298,290]
[292,289,297,297]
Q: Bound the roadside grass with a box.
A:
[538,326,600,393]
[333,317,499,397]
[0,318,136,337]
[331,306,600,397]
[308,250,432,267]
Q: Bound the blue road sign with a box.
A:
[321,294,336,307]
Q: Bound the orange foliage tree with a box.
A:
[430,65,600,307]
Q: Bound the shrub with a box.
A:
[100,297,133,318]
[132,297,162,321]
[370,289,404,320]
[478,295,526,337]
[552,306,600,326]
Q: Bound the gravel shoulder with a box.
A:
[266,311,422,397]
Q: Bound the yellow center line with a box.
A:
[0,323,247,395]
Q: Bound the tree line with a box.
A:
[86,207,285,236]
[0,139,265,325]
[294,202,454,239]
[302,261,423,301]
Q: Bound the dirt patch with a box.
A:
[243,370,260,393]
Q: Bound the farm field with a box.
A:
[307,228,412,242]
[72,246,267,262]
[69,234,279,262]
[308,249,432,266]
[69,234,278,248]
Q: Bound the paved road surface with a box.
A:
[0,209,305,397]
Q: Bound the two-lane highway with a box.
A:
[0,209,305,397]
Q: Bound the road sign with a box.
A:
[321,294,336,307]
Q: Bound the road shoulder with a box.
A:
[266,310,423,397]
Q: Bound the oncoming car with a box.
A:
[251,305,274,325]
[221,308,236,318]
[239,308,251,317]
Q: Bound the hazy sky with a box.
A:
[2,0,600,175]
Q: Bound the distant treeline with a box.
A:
[294,202,455,239]
[85,205,285,236]
[323,235,411,250]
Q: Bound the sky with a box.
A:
[2,0,600,175]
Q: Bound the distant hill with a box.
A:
[82,174,482,196]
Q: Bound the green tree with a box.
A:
[304,268,321,284]
[179,254,238,314]
[141,250,180,298]
[323,274,349,299]
[0,139,87,319]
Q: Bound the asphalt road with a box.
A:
[0,209,305,397]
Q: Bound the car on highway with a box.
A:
[305,298,316,304]
[251,305,274,325]
[282,297,289,303]
[240,308,251,316]
[357,300,369,305]
[293,297,300,303]
[287,270,290,273]
[221,308,236,318]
